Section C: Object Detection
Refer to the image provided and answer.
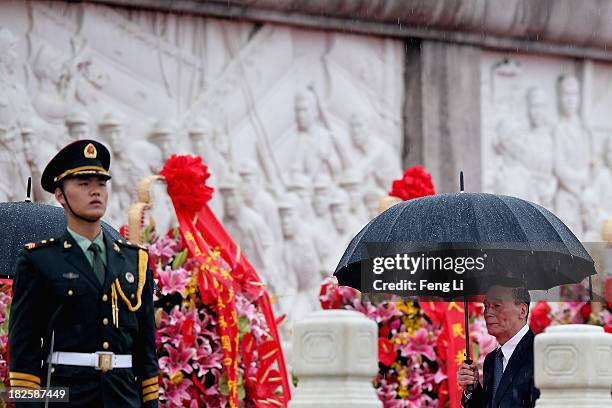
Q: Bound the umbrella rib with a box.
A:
[529,203,575,251]
[491,195,532,250]
[383,203,410,244]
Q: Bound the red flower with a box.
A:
[604,324,612,334]
[578,303,592,321]
[160,155,214,215]
[379,324,390,339]
[529,301,552,334]
[119,225,129,240]
[319,279,342,310]
[378,337,397,367]
[389,165,435,201]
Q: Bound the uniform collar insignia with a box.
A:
[63,240,72,249]
[113,242,121,253]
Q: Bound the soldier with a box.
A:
[8,139,159,407]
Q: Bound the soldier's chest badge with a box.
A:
[125,272,135,283]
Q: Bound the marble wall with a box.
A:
[0,0,404,323]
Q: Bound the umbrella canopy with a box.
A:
[0,201,122,277]
[334,192,596,294]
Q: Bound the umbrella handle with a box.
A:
[464,298,475,392]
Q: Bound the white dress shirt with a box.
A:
[499,323,530,371]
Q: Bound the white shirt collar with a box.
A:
[499,324,529,371]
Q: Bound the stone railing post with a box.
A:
[289,309,382,407]
[535,324,612,407]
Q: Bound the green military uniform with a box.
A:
[8,140,159,407]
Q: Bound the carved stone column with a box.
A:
[534,324,612,407]
[289,309,381,408]
[404,40,482,193]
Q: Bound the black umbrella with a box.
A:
[334,172,597,372]
[0,179,122,277]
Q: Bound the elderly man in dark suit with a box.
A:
[458,284,540,408]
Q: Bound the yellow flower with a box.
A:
[170,371,184,385]
[398,386,409,398]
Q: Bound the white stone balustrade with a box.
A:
[289,309,382,408]
[535,324,612,407]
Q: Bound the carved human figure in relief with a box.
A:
[583,137,612,239]
[278,194,322,323]
[290,90,343,181]
[20,120,53,203]
[523,87,557,208]
[65,109,92,141]
[339,169,368,225]
[188,117,232,183]
[99,112,149,227]
[553,75,592,237]
[238,160,282,240]
[328,189,362,270]
[311,177,337,274]
[31,45,71,126]
[492,119,531,199]
[286,172,315,223]
[30,36,96,126]
[188,117,224,216]
[148,119,175,170]
[0,28,30,130]
[219,178,279,290]
[0,124,23,201]
[347,112,400,192]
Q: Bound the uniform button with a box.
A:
[67,290,74,296]
[103,318,109,326]
[102,342,109,350]
[102,294,108,302]
[130,293,135,300]
[51,368,55,374]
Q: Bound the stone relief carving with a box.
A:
[278,194,321,323]
[484,53,609,241]
[289,89,344,182]
[0,1,404,324]
[553,75,593,238]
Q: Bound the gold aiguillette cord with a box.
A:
[111,283,119,328]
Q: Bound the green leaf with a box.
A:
[142,224,153,244]
[237,383,246,400]
[237,316,250,335]
[3,303,10,333]
[472,343,480,364]
[172,249,188,269]
[219,372,229,396]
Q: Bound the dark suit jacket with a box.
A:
[9,230,159,408]
[462,329,540,408]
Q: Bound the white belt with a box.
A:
[49,351,132,371]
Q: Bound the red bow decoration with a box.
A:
[160,155,214,215]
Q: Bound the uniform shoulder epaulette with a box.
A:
[24,238,60,251]
[115,239,147,251]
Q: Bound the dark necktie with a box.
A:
[492,347,504,400]
[88,243,106,286]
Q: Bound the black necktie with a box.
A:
[492,347,504,400]
[88,243,106,285]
